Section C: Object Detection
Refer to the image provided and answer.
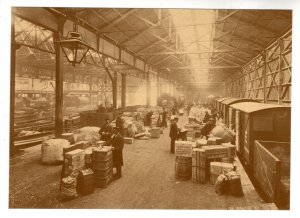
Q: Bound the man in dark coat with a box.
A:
[116,112,124,136]
[169,116,180,153]
[201,118,216,139]
[111,127,124,179]
[99,118,113,142]
[160,108,168,127]
[202,111,211,123]
[144,111,153,127]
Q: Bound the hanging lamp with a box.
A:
[56,11,91,67]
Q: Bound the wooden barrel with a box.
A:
[175,156,192,180]
[61,133,75,144]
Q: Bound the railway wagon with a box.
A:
[221,98,259,127]
[230,102,290,172]
[215,97,231,117]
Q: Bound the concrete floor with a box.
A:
[9,115,264,209]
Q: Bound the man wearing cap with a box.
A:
[99,118,113,142]
[116,111,124,136]
[110,127,124,179]
[200,118,216,139]
[169,116,180,153]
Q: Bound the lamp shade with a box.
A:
[56,30,91,66]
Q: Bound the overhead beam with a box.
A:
[212,55,241,66]
[99,9,137,30]
[121,16,170,45]
[217,10,239,22]
[138,49,260,56]
[136,32,175,54]
[163,66,241,70]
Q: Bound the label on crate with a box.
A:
[175,141,194,157]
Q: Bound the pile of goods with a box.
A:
[75,126,100,144]
[189,106,209,123]
[189,136,242,196]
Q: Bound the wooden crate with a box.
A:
[175,141,194,157]
[64,149,85,176]
[253,140,290,208]
[151,127,160,138]
[124,137,134,144]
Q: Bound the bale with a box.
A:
[76,126,100,144]
[41,139,70,165]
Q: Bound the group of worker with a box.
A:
[169,109,217,154]
[144,108,169,128]
[98,112,124,180]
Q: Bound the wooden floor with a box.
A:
[9,115,266,209]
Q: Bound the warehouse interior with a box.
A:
[5,5,295,213]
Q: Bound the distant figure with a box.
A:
[110,127,124,179]
[99,118,113,142]
[169,116,180,153]
[160,108,168,128]
[144,111,153,127]
[116,112,124,136]
[171,106,176,115]
[201,118,216,139]
[202,111,211,123]
[97,104,105,113]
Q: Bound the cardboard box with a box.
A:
[175,141,194,157]
[124,137,134,144]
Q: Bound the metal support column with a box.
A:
[147,71,151,106]
[10,15,20,156]
[156,74,160,101]
[121,73,126,109]
[55,18,64,137]
[263,50,267,103]
[112,72,117,109]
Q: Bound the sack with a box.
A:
[226,171,244,197]
[76,126,100,144]
[215,174,228,195]
[41,139,70,165]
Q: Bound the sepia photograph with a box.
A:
[0,0,299,217]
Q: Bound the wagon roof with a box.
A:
[230,102,290,113]
[222,98,259,106]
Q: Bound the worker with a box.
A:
[97,104,106,113]
[169,116,180,153]
[200,118,216,139]
[144,111,153,127]
[160,108,168,127]
[99,118,113,142]
[110,127,124,179]
[116,111,124,136]
[177,129,188,141]
[202,111,211,123]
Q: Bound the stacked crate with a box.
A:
[77,168,94,195]
[92,146,113,188]
[64,149,85,176]
[151,127,160,138]
[192,148,206,183]
[184,124,195,140]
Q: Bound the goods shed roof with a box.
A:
[13,8,291,90]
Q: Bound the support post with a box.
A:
[147,71,151,106]
[10,15,20,156]
[156,74,160,101]
[55,17,64,137]
[263,50,267,103]
[112,72,117,109]
[121,73,126,109]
